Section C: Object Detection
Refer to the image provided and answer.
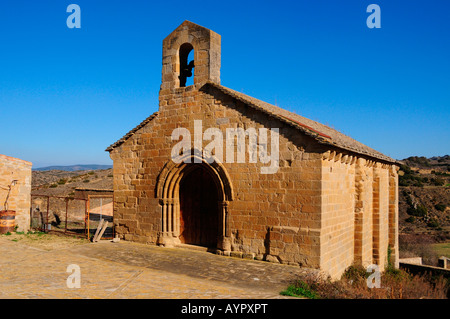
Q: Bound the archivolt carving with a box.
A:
[156,150,234,201]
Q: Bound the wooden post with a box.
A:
[92,218,104,242]
[95,221,109,242]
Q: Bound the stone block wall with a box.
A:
[320,152,397,278]
[0,154,32,232]
[320,151,357,278]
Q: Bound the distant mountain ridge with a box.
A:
[34,164,112,171]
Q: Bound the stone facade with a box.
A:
[0,154,32,233]
[107,21,399,279]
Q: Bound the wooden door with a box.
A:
[179,166,218,247]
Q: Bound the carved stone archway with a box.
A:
[156,150,233,251]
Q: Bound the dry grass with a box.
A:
[0,231,89,251]
[285,265,448,299]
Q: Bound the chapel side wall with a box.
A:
[259,151,322,268]
[0,154,32,233]
[321,154,396,278]
[320,151,356,279]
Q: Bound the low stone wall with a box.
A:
[438,257,450,270]
[0,154,32,232]
[400,262,450,280]
[399,257,423,265]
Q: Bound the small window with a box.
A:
[179,43,194,87]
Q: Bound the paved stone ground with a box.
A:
[0,237,316,299]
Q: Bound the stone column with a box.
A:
[388,165,399,268]
[159,198,180,247]
[372,163,389,270]
[167,200,173,236]
[173,199,180,238]
[372,163,381,266]
[353,159,374,267]
[354,158,363,264]
[218,201,231,252]
[162,199,167,234]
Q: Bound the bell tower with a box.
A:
[160,21,221,90]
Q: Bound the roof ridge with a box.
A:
[105,112,159,152]
[204,82,332,141]
[204,81,396,163]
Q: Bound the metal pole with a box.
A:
[84,199,88,238]
[87,195,90,240]
[65,198,68,233]
[100,197,102,221]
[46,196,49,233]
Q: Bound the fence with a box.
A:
[86,195,114,239]
[30,194,114,240]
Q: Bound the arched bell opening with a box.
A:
[178,43,194,87]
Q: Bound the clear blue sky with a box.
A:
[0,0,449,168]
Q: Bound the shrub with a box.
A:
[399,165,425,187]
[412,179,424,187]
[405,216,415,223]
[406,156,431,167]
[280,281,319,299]
[403,191,413,206]
[400,164,413,175]
[435,203,446,212]
[427,218,440,228]
[49,184,58,188]
[407,205,427,217]
[342,265,369,281]
[431,178,445,186]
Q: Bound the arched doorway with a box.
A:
[155,153,234,251]
[179,164,218,247]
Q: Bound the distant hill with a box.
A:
[399,155,450,169]
[397,155,449,247]
[34,164,112,171]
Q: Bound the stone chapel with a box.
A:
[106,21,399,279]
